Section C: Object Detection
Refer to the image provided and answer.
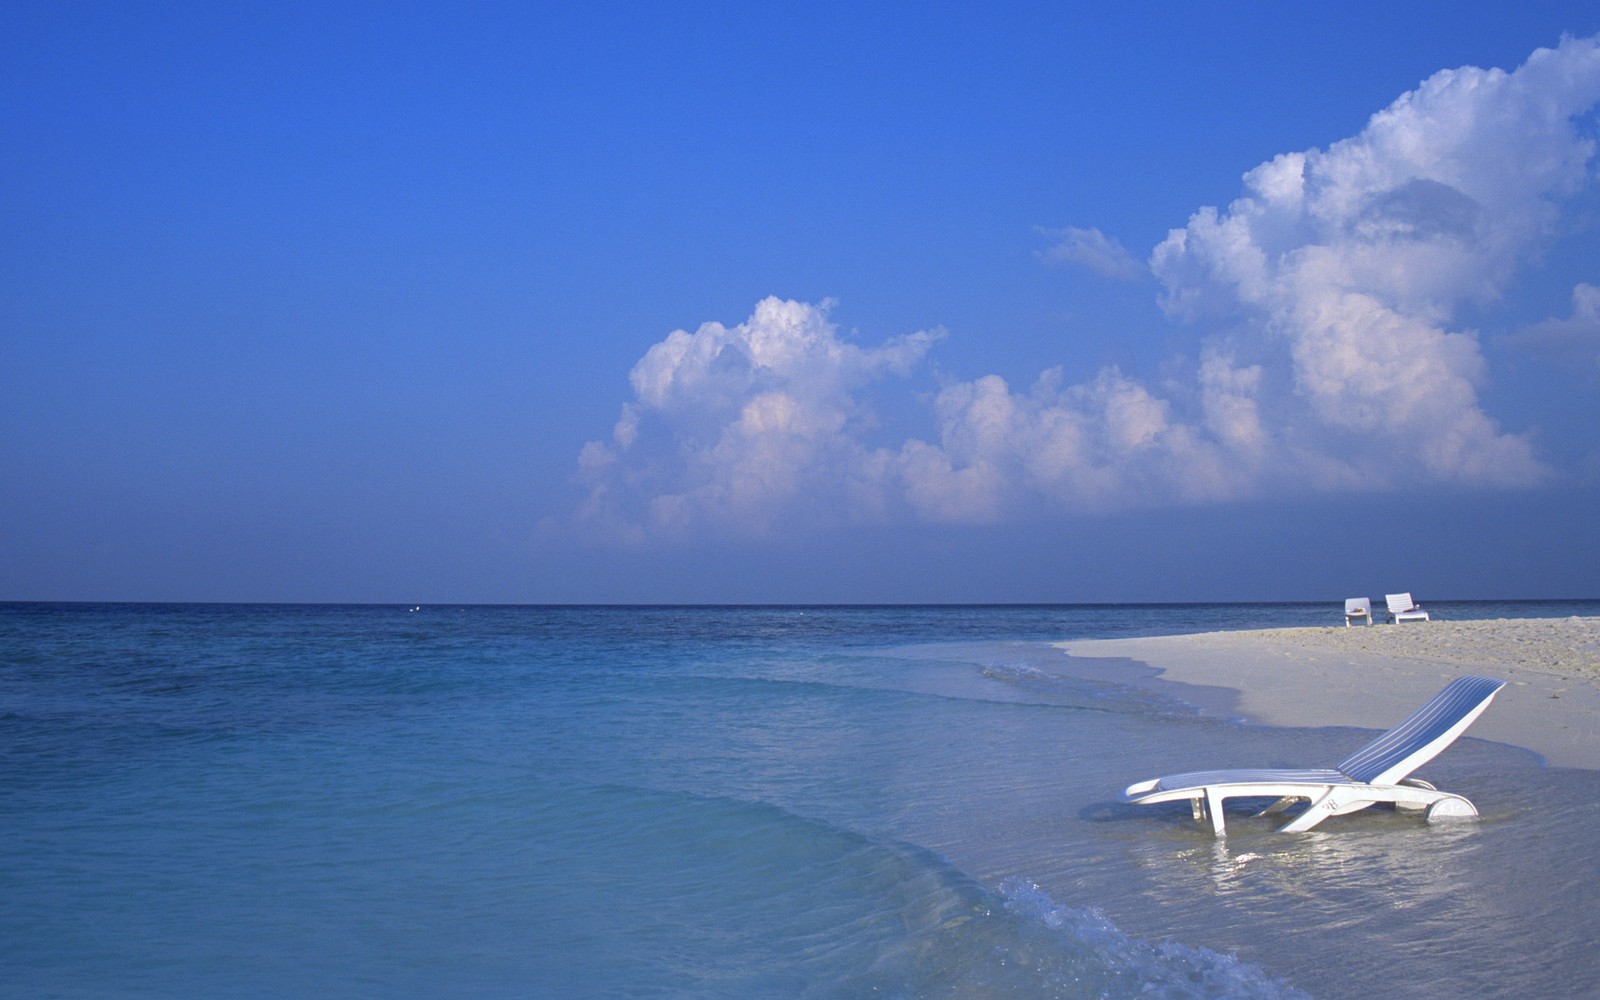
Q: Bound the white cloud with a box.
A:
[1504,283,1600,368]
[574,297,940,539]
[1037,226,1144,280]
[896,362,1270,520]
[1150,35,1600,487]
[574,36,1600,541]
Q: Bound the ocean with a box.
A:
[4,601,1599,998]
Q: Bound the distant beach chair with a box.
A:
[1385,592,1430,623]
[1343,598,1372,626]
[1122,675,1505,835]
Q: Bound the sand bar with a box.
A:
[1057,616,1600,769]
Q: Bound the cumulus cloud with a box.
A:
[1504,283,1600,368]
[1150,34,1600,486]
[1037,226,1144,280]
[574,297,940,539]
[574,36,1600,542]
[895,361,1267,522]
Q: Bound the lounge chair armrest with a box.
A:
[1123,778,1161,800]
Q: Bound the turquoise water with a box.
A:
[4,602,1598,997]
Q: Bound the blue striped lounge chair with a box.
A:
[1122,676,1505,834]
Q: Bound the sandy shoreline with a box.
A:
[1056,616,1600,769]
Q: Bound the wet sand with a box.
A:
[1057,616,1600,769]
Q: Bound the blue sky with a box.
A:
[4,2,1600,603]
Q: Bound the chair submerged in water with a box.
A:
[1122,676,1506,835]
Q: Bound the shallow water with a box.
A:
[3,602,1597,997]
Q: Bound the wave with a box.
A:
[519,780,1310,998]
[996,878,1311,1000]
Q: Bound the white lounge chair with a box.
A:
[1122,675,1505,834]
[1386,592,1430,623]
[1344,597,1372,626]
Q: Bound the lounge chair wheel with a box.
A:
[1424,796,1478,822]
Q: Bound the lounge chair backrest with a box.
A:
[1337,676,1505,785]
[1386,593,1418,614]
[1345,598,1370,615]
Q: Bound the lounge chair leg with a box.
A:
[1257,796,1298,816]
[1205,787,1227,836]
[1276,789,1344,833]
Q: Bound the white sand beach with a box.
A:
[1057,616,1600,769]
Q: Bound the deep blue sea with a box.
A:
[4,601,1599,998]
